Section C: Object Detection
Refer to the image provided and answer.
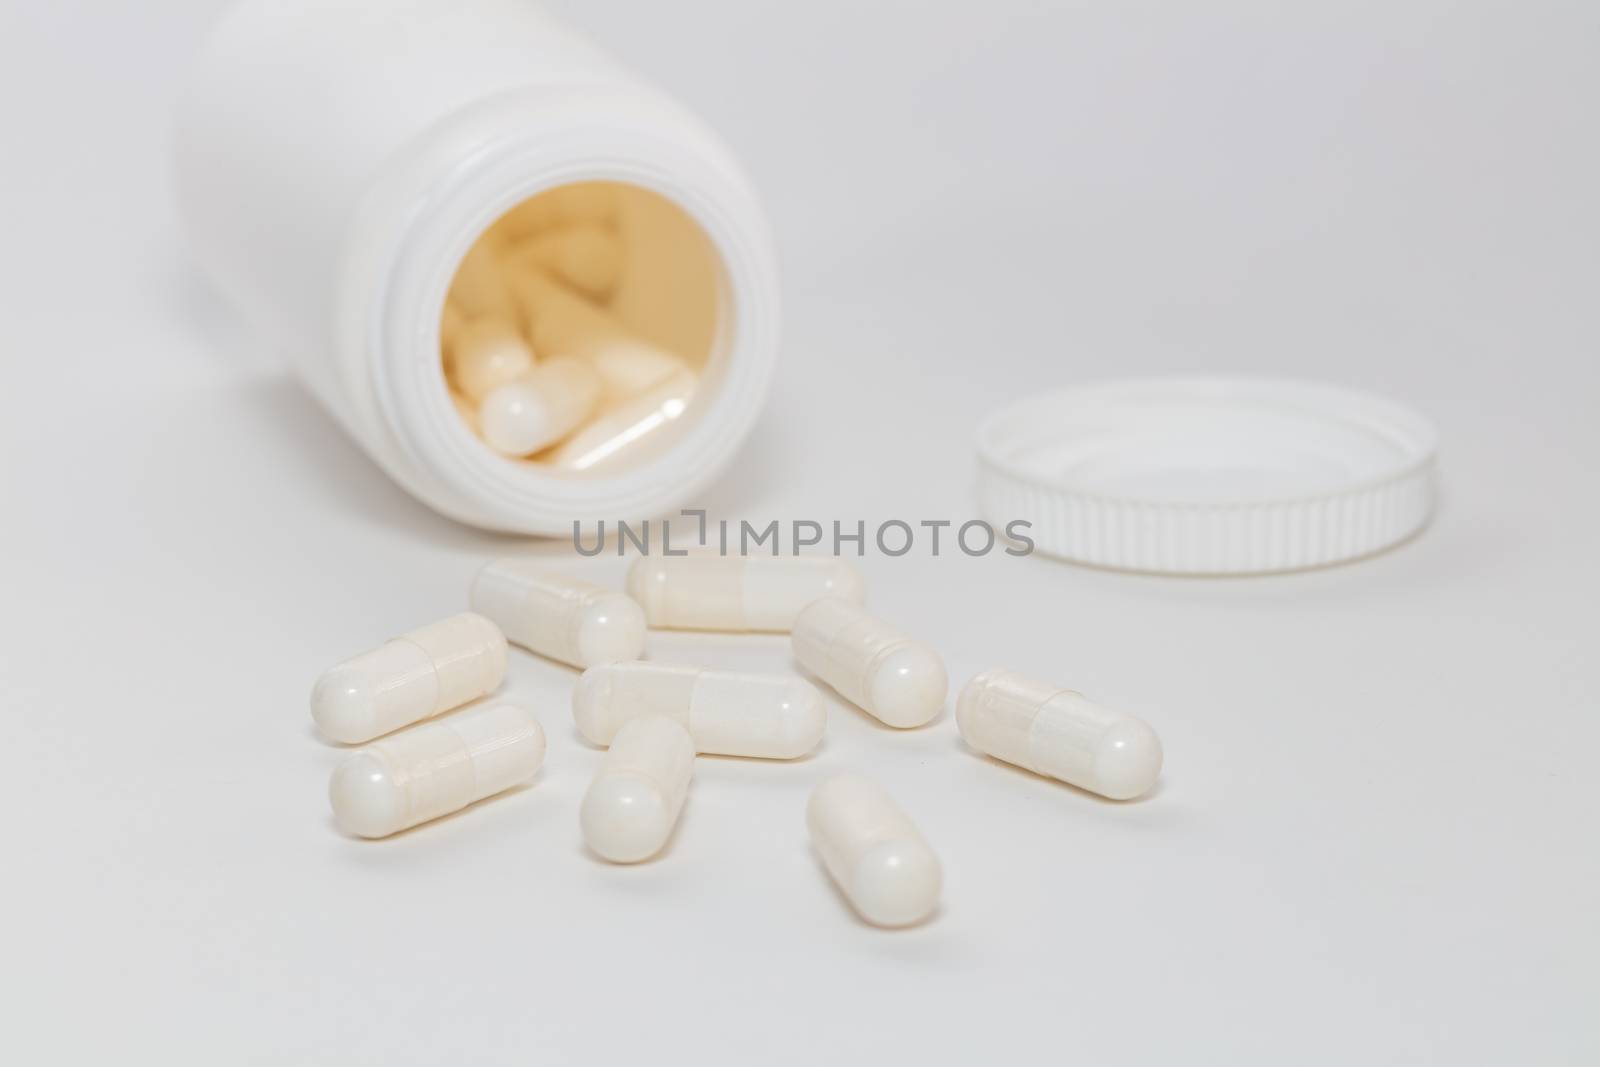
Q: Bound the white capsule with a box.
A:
[310,613,507,744]
[505,224,625,300]
[956,669,1163,800]
[477,356,601,457]
[791,598,946,728]
[510,272,686,405]
[329,703,545,839]
[627,554,865,633]
[807,775,941,927]
[544,368,698,472]
[448,316,536,402]
[469,561,646,669]
[580,714,694,863]
[584,342,686,406]
[447,240,517,321]
[574,661,825,759]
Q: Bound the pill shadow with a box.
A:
[569,726,605,751]
[696,744,824,766]
[308,696,530,751]
[949,733,1167,805]
[567,722,826,764]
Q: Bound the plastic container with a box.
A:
[976,377,1438,574]
[175,0,779,533]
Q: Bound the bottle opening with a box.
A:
[440,180,724,475]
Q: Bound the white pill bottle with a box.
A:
[175,0,778,533]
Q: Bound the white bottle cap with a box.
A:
[976,377,1438,575]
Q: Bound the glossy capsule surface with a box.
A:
[329,703,545,839]
[512,271,686,401]
[448,316,534,401]
[791,598,945,728]
[574,661,825,759]
[580,715,694,863]
[807,775,941,927]
[478,356,601,457]
[956,669,1163,800]
[470,561,646,668]
[546,368,697,472]
[310,612,507,744]
[627,554,865,633]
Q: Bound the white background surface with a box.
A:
[3,1,1596,1062]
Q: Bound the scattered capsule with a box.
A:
[627,554,865,633]
[505,224,625,300]
[807,775,941,927]
[329,702,545,839]
[545,368,697,471]
[448,316,536,402]
[791,598,946,728]
[580,714,694,863]
[956,669,1163,800]
[478,356,601,457]
[447,239,517,321]
[310,612,507,744]
[469,561,646,668]
[574,661,825,759]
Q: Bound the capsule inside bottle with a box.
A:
[440,181,725,475]
[477,356,602,457]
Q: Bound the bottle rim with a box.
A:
[349,85,780,533]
